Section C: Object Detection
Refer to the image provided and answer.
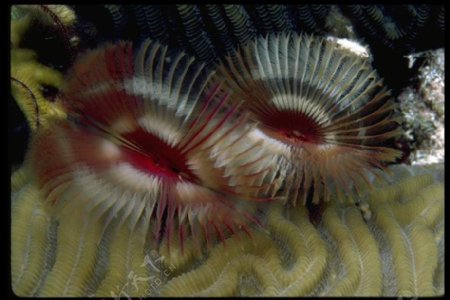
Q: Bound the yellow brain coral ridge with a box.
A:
[371,205,438,296]
[158,229,208,277]
[11,165,31,192]
[265,205,328,296]
[38,201,103,296]
[11,6,68,132]
[11,59,66,130]
[367,172,435,204]
[94,224,153,297]
[12,5,76,27]
[11,13,31,47]
[160,204,330,296]
[34,5,77,27]
[11,182,53,296]
[11,164,444,296]
[319,206,382,296]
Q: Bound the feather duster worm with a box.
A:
[27,39,277,251]
[215,32,403,205]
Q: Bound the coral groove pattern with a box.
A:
[11,164,444,296]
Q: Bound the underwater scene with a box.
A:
[10,4,444,297]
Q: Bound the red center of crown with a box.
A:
[260,110,324,145]
[121,128,198,182]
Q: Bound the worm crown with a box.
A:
[27,39,278,250]
[215,32,403,205]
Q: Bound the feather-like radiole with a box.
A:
[345,5,433,50]
[176,5,216,63]
[215,32,403,205]
[27,39,277,251]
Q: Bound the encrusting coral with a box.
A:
[11,163,444,296]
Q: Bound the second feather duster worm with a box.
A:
[216,32,403,205]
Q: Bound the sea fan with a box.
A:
[27,39,277,251]
[215,32,403,205]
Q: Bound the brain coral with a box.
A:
[11,163,444,296]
